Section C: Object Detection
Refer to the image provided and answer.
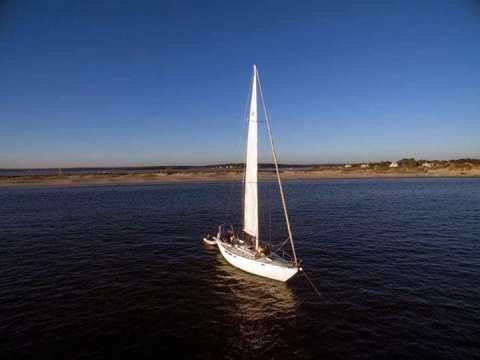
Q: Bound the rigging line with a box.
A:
[301,268,323,299]
[272,237,290,252]
[225,76,249,228]
[253,67,260,247]
[256,67,298,266]
[268,171,273,245]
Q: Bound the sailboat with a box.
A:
[206,65,300,282]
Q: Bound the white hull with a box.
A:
[217,240,298,282]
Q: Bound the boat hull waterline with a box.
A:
[217,240,298,282]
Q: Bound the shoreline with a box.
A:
[1,169,479,187]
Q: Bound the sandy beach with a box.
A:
[1,167,479,187]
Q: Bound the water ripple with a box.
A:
[0,179,479,359]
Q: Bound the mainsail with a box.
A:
[243,65,258,247]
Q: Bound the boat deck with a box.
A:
[217,239,296,268]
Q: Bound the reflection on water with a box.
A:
[213,253,301,358]
[215,254,298,315]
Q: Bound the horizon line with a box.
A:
[1,157,479,170]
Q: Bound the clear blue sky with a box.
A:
[1,0,479,167]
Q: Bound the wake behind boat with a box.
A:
[204,65,301,282]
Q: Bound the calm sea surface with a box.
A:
[1,179,479,359]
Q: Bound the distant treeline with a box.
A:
[0,163,314,176]
[314,158,480,170]
[370,158,480,168]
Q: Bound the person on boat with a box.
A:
[255,244,271,258]
[223,229,234,243]
[220,231,231,243]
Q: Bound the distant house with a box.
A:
[422,162,433,168]
[360,164,369,168]
[344,164,352,168]
[389,162,399,168]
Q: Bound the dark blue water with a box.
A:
[1,179,479,359]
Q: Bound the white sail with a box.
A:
[243,65,258,246]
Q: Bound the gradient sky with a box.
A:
[1,0,479,167]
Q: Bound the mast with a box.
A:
[243,65,259,249]
[256,67,298,266]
